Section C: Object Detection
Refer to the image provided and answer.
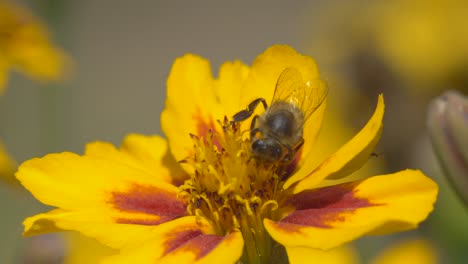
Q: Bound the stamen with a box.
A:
[180,119,286,264]
[261,200,279,214]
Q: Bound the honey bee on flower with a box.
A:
[231,67,328,164]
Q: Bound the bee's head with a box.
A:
[251,138,283,162]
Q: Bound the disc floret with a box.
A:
[179,119,284,263]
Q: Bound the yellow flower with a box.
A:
[16,45,438,263]
[293,238,438,264]
[370,0,468,88]
[370,239,438,264]
[0,1,70,93]
[307,0,468,95]
[0,139,16,185]
[288,245,359,264]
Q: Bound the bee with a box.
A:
[231,67,328,163]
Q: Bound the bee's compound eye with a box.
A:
[252,139,283,162]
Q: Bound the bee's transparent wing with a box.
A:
[272,67,328,121]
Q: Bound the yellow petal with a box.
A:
[16,151,183,209]
[286,95,384,193]
[17,151,190,248]
[64,232,117,264]
[24,209,202,250]
[161,54,225,162]
[101,220,242,264]
[370,239,438,264]
[84,139,170,183]
[85,134,188,184]
[265,170,437,250]
[214,60,250,119]
[287,245,360,264]
[121,133,189,185]
[120,134,167,169]
[24,209,157,249]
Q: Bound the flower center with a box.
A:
[179,119,289,263]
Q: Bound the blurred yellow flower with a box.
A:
[16,45,437,263]
[287,245,360,264]
[0,3,92,262]
[308,0,468,95]
[370,239,438,264]
[0,140,16,185]
[305,0,468,179]
[0,1,70,94]
[292,238,438,264]
[371,0,468,89]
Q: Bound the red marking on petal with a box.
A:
[164,229,203,255]
[281,182,381,228]
[305,157,330,179]
[272,222,302,233]
[163,228,228,260]
[115,217,172,226]
[281,209,347,228]
[181,234,224,260]
[111,184,187,225]
[193,111,222,150]
[172,179,186,187]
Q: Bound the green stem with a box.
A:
[239,210,273,264]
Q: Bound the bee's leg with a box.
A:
[282,145,294,162]
[250,128,261,139]
[249,115,261,138]
[293,138,304,153]
[231,98,268,123]
[284,138,304,162]
[250,115,259,130]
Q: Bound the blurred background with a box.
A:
[0,0,467,263]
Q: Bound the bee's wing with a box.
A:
[272,67,328,121]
